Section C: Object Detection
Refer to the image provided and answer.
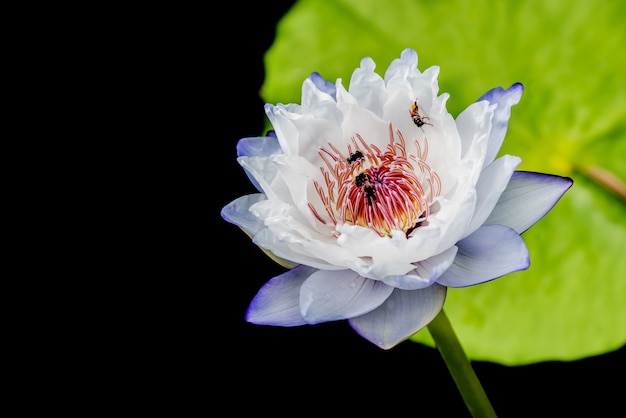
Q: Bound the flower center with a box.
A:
[310,123,441,238]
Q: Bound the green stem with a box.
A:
[427,309,497,418]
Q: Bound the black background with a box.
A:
[213,2,624,416]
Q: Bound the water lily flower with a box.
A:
[221,48,573,349]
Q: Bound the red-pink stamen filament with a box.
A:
[312,123,441,238]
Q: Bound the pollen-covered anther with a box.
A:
[312,123,441,238]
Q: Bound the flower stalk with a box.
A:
[428,309,497,418]
[577,165,626,202]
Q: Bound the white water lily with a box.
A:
[221,48,572,349]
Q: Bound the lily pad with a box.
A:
[260,0,626,364]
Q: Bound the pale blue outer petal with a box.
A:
[463,154,522,238]
[300,269,394,324]
[381,246,458,290]
[220,194,267,236]
[477,82,524,168]
[245,265,317,326]
[437,224,529,288]
[236,136,282,158]
[348,284,447,350]
[308,72,336,100]
[485,171,574,234]
[236,136,282,192]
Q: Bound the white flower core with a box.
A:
[309,122,441,238]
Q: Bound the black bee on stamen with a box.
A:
[355,173,368,187]
[355,173,376,205]
[363,185,376,205]
[347,150,364,164]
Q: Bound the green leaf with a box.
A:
[261,0,626,364]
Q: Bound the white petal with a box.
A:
[237,155,280,199]
[251,221,346,271]
[265,80,345,161]
[455,100,493,170]
[301,76,338,112]
[384,48,419,81]
[420,92,465,195]
[300,270,394,324]
[485,171,574,233]
[245,265,317,326]
[264,103,302,156]
[337,100,393,150]
[334,225,426,278]
[272,155,335,234]
[348,284,447,349]
[437,224,529,287]
[220,194,267,236]
[221,194,299,269]
[348,56,387,116]
[464,154,522,237]
[384,48,440,105]
[430,188,478,256]
[476,83,524,167]
[238,153,325,228]
[381,246,458,290]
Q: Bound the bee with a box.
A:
[347,150,364,164]
[410,100,432,128]
[355,173,376,205]
[355,172,369,188]
[363,185,376,204]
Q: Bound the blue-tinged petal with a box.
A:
[220,194,267,236]
[348,284,447,350]
[300,269,394,324]
[236,136,283,192]
[464,155,522,237]
[236,155,279,199]
[390,47,418,72]
[308,72,336,100]
[381,246,458,290]
[236,136,282,158]
[301,77,344,125]
[437,224,529,288]
[221,195,299,269]
[245,265,317,326]
[264,103,303,156]
[485,171,574,234]
[477,82,523,167]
